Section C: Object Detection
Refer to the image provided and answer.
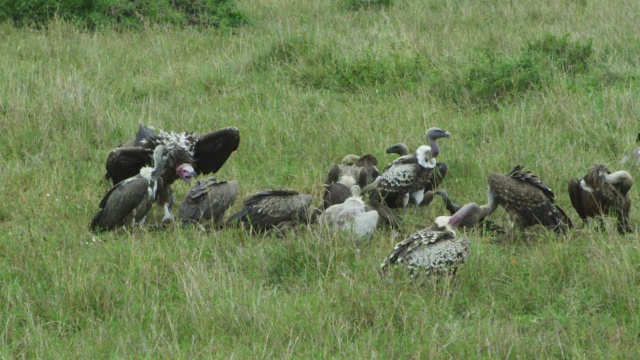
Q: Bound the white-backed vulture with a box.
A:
[386,142,448,195]
[319,186,380,238]
[568,164,633,233]
[434,190,504,234]
[105,124,240,222]
[322,175,358,209]
[227,189,314,233]
[380,200,494,277]
[488,165,573,234]
[91,145,168,232]
[367,128,450,209]
[178,178,239,226]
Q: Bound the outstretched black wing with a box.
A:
[105,147,153,184]
[193,127,240,175]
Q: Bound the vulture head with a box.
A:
[386,143,410,156]
[177,163,197,185]
[425,127,451,158]
[341,154,360,165]
[148,145,169,179]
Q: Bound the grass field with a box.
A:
[1,0,640,357]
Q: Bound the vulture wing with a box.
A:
[179,178,239,223]
[105,147,154,184]
[192,127,240,175]
[91,177,151,231]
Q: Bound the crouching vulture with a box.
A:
[434,190,504,234]
[91,145,168,232]
[319,185,380,238]
[178,178,239,227]
[568,164,633,233]
[105,124,240,222]
[380,199,496,277]
[227,189,314,233]
[386,142,448,199]
[488,165,572,235]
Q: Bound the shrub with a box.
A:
[0,0,248,29]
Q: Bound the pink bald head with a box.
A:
[177,163,197,184]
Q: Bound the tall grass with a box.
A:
[1,0,640,357]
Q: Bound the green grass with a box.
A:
[2,0,640,357]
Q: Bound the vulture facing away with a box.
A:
[434,190,504,234]
[568,164,633,233]
[105,124,240,222]
[368,127,450,209]
[227,189,314,233]
[91,145,169,232]
[380,201,493,277]
[178,178,239,227]
[319,185,380,238]
[324,153,380,190]
[488,165,572,235]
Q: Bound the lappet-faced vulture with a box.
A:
[488,165,573,234]
[319,185,380,238]
[178,177,239,227]
[380,201,492,277]
[227,189,314,233]
[91,145,169,232]
[105,124,240,222]
[434,190,504,234]
[568,164,633,233]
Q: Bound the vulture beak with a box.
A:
[443,131,451,138]
[177,163,198,185]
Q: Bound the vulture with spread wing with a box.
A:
[105,124,240,222]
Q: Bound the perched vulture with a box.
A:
[325,153,380,190]
[91,145,169,232]
[178,178,239,226]
[568,164,633,233]
[227,189,314,233]
[105,124,240,222]
[434,190,504,234]
[380,201,491,277]
[488,165,573,234]
[319,186,379,238]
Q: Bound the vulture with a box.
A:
[488,165,573,234]
[178,178,239,227]
[380,201,493,277]
[434,190,505,234]
[365,128,450,210]
[622,132,640,166]
[324,153,380,190]
[322,174,358,210]
[91,145,168,232]
[319,186,379,238]
[105,124,240,222]
[567,164,633,233]
[227,189,314,233]
[386,142,448,195]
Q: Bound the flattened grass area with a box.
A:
[2,0,640,357]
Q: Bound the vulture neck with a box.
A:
[427,135,441,158]
[480,188,499,218]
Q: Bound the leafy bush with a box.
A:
[0,0,248,29]
[437,34,595,110]
[343,0,393,11]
